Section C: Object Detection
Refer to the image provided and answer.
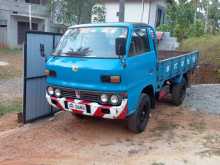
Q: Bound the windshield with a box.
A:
[53,27,128,58]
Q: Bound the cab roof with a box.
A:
[69,22,150,29]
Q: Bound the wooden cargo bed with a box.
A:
[159,51,189,61]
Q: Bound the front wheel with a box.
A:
[127,93,151,133]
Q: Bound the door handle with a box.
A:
[40,44,45,58]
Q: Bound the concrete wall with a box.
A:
[0,0,59,48]
[9,16,46,47]
[0,0,49,18]
[104,0,167,27]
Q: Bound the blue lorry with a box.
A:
[44,22,199,133]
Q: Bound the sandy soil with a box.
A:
[0,102,220,165]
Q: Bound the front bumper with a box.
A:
[46,93,128,119]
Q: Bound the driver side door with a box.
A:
[125,27,157,114]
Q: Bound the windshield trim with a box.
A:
[50,54,121,59]
[53,26,129,59]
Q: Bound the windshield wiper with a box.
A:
[53,47,93,57]
[63,47,92,56]
[63,52,86,56]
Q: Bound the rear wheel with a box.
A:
[171,79,186,106]
[127,93,151,133]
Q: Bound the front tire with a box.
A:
[127,93,151,133]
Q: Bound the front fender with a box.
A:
[127,79,155,116]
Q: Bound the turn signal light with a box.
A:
[45,69,56,77]
[110,76,121,83]
[101,75,121,83]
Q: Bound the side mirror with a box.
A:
[40,44,45,58]
[115,37,126,56]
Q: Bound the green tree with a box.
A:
[49,0,105,26]
[198,0,220,33]
[158,0,195,41]
[198,0,210,33]
[92,4,106,23]
[207,0,220,33]
[192,0,198,22]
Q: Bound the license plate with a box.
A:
[68,102,86,111]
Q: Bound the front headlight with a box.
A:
[55,89,62,97]
[100,94,108,103]
[110,95,120,105]
[47,86,54,95]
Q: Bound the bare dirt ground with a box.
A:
[0,49,220,165]
[0,102,220,165]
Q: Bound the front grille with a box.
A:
[61,88,100,103]
[62,90,76,98]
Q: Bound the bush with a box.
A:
[189,20,205,37]
[174,24,189,41]
[157,24,172,32]
[157,21,205,41]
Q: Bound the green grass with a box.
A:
[0,48,22,80]
[0,100,22,117]
[0,48,22,116]
[179,34,220,83]
[179,34,220,66]
[0,48,22,54]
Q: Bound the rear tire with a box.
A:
[171,80,186,106]
[127,93,151,133]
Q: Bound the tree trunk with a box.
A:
[194,0,198,23]
[204,3,209,33]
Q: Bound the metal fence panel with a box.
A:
[25,77,51,121]
[23,31,62,123]
[26,33,53,78]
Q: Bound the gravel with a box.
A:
[183,84,220,114]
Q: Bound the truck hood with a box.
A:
[46,56,125,92]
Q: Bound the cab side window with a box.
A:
[129,28,150,56]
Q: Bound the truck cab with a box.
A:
[45,23,198,133]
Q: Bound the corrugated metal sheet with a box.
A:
[23,31,62,123]
[25,77,51,121]
[26,33,54,78]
